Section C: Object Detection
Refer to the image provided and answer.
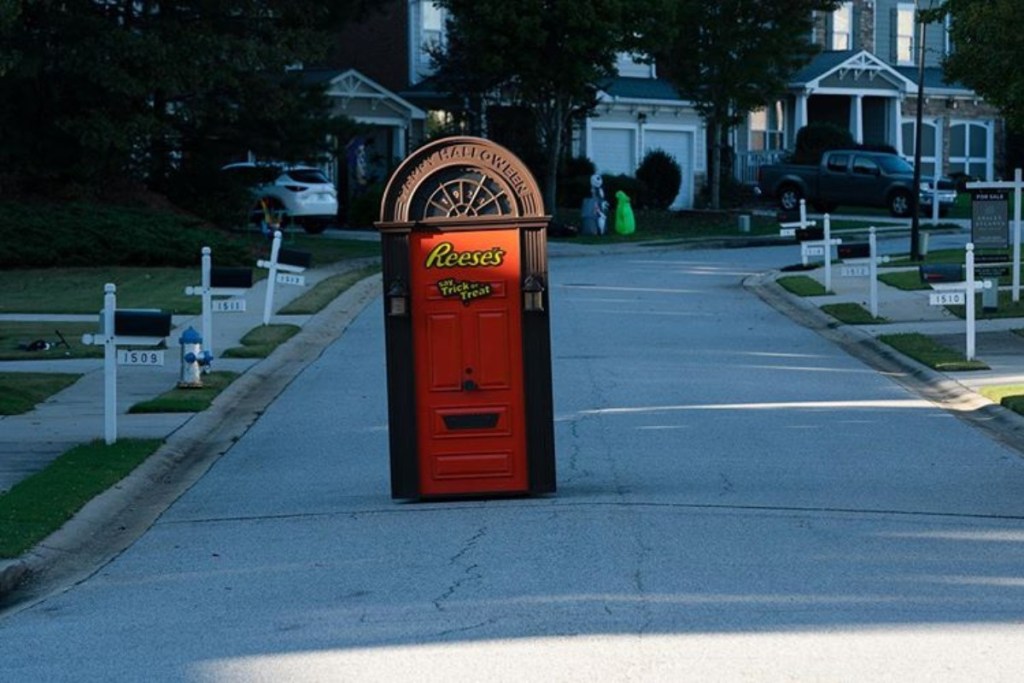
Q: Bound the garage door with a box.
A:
[591,128,636,177]
[643,130,692,209]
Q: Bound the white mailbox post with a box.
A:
[184,246,252,356]
[257,230,310,325]
[924,243,989,361]
[838,227,890,318]
[81,284,171,444]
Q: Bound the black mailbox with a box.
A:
[777,210,799,224]
[113,309,172,338]
[795,227,824,242]
[278,249,312,269]
[210,267,253,289]
[919,264,964,283]
[838,243,871,260]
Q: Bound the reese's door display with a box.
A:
[376,137,555,500]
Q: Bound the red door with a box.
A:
[410,229,528,496]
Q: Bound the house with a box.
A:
[322,1,999,212]
[323,1,705,211]
[579,54,705,210]
[736,0,1003,186]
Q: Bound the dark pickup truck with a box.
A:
[756,149,956,217]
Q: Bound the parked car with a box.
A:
[756,150,957,217]
[221,162,338,234]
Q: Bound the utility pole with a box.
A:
[910,2,927,261]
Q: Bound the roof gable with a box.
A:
[308,68,426,120]
[791,50,918,93]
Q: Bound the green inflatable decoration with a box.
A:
[614,190,635,235]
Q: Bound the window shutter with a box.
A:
[889,8,898,63]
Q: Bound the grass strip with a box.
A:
[279,265,379,315]
[979,384,1024,416]
[878,269,931,291]
[220,324,300,358]
[0,438,162,558]
[129,371,239,413]
[820,303,885,325]
[879,332,989,371]
[776,275,828,297]
[945,290,1024,320]
[0,372,82,415]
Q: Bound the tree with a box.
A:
[646,0,838,209]
[429,0,634,211]
[925,0,1024,133]
[0,1,370,196]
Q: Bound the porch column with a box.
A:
[893,97,904,157]
[796,91,809,135]
[850,95,864,144]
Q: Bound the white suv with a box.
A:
[222,162,338,234]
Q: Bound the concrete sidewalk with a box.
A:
[789,251,1024,392]
[0,248,378,493]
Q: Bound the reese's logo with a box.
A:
[424,241,506,269]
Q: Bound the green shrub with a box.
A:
[792,123,855,164]
[164,163,254,229]
[346,183,385,228]
[557,156,597,209]
[0,200,253,269]
[636,149,682,210]
[602,174,650,211]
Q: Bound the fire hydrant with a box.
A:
[178,326,212,388]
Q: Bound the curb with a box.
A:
[745,270,1024,456]
[0,274,381,606]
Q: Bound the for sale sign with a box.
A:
[972,191,1009,249]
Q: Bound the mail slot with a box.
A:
[838,243,871,260]
[104,309,172,338]
[919,263,964,283]
[210,267,253,289]
[278,248,312,270]
[375,136,555,500]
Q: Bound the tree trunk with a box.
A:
[541,99,565,214]
[710,118,722,210]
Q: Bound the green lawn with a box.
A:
[879,332,989,371]
[0,439,161,557]
[0,372,82,415]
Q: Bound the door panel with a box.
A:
[411,229,527,496]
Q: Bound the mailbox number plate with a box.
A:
[117,350,165,366]
[276,273,305,286]
[930,292,966,306]
[212,298,246,313]
[841,265,870,277]
[803,245,825,257]
[779,228,795,237]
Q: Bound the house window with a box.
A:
[901,119,938,179]
[950,121,990,179]
[831,2,853,50]
[748,102,784,152]
[896,3,916,65]
[413,0,446,80]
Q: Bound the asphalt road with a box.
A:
[3,243,1024,681]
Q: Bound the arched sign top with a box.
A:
[378,136,545,225]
